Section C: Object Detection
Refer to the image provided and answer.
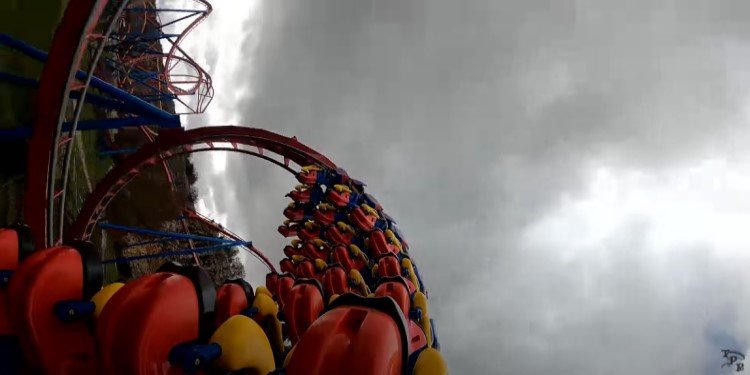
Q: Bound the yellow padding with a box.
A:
[413,348,448,375]
[328,294,340,305]
[256,286,273,298]
[333,184,351,193]
[361,204,379,217]
[349,244,369,263]
[251,292,284,353]
[318,203,335,211]
[210,315,275,373]
[301,165,321,172]
[335,221,355,235]
[413,292,432,347]
[315,259,328,271]
[349,269,370,295]
[401,259,420,290]
[91,282,124,318]
[385,229,403,252]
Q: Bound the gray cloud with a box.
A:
[190,0,750,373]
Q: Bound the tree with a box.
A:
[120,220,245,285]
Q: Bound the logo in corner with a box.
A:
[722,350,746,372]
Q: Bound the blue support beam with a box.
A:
[99,222,243,245]
[0,33,180,127]
[121,236,182,249]
[1,117,169,140]
[126,8,203,13]
[104,241,251,264]
[0,71,151,114]
[0,71,37,87]
[99,147,138,156]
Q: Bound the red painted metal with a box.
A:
[285,302,405,375]
[69,126,338,242]
[96,272,200,374]
[407,320,428,355]
[374,278,411,318]
[0,229,20,335]
[182,208,277,273]
[214,282,251,328]
[7,246,98,374]
[377,254,401,278]
[137,127,202,265]
[23,0,106,248]
[332,245,365,273]
[283,280,324,344]
[275,274,295,308]
[321,266,348,296]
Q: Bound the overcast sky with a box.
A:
[171,0,750,373]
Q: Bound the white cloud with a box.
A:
[173,0,750,372]
[176,0,264,126]
[441,160,750,373]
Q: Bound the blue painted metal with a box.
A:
[126,8,202,13]
[54,300,96,322]
[169,342,222,374]
[0,270,12,286]
[64,117,161,131]
[0,34,47,61]
[412,263,425,292]
[0,33,180,127]
[0,117,168,140]
[0,71,146,114]
[0,71,37,87]
[120,235,195,249]
[0,127,30,140]
[69,91,140,113]
[241,306,260,317]
[98,222,241,245]
[111,32,182,40]
[103,241,250,264]
[430,318,440,350]
[99,147,138,156]
[0,336,22,374]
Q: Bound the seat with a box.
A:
[96,262,215,374]
[374,277,411,318]
[285,294,408,375]
[7,242,102,375]
[282,279,324,344]
[214,279,254,328]
[331,245,366,272]
[275,273,295,309]
[377,253,402,278]
[369,230,399,258]
[0,225,35,335]
[350,205,379,232]
[321,266,348,297]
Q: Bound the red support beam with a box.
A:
[24,0,108,247]
[69,126,338,242]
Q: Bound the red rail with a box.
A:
[69,126,338,242]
